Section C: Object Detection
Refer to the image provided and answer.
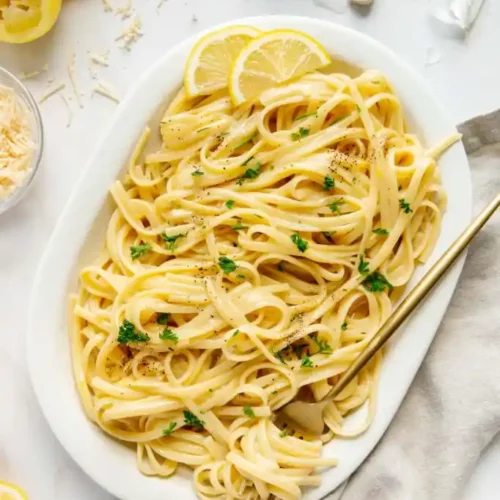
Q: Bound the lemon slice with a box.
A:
[0,480,28,500]
[229,29,332,105]
[184,25,262,97]
[0,0,62,44]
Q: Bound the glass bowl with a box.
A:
[0,66,44,215]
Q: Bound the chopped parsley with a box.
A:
[233,131,257,150]
[130,242,151,260]
[191,169,204,177]
[277,262,285,272]
[279,429,288,437]
[236,274,245,279]
[225,200,235,209]
[237,162,261,185]
[232,329,240,337]
[399,199,413,214]
[312,336,332,354]
[242,155,254,166]
[159,327,178,343]
[358,256,370,276]
[301,355,314,368]
[218,256,237,273]
[363,272,394,293]
[183,410,205,430]
[323,175,335,191]
[161,232,186,251]
[243,405,256,418]
[294,111,317,121]
[323,231,335,240]
[273,349,287,364]
[162,422,177,436]
[117,320,150,344]
[373,228,389,236]
[157,313,169,325]
[232,224,247,230]
[291,233,308,253]
[341,322,348,331]
[291,127,310,141]
[329,199,345,214]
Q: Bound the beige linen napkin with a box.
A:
[328,109,500,500]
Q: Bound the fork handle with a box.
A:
[324,193,500,402]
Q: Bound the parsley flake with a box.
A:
[277,262,284,272]
[191,169,204,177]
[323,175,335,191]
[291,127,310,141]
[243,405,256,418]
[225,200,235,209]
[301,355,314,368]
[358,256,370,276]
[117,320,150,344]
[218,256,237,273]
[273,349,287,364]
[329,199,345,214]
[130,242,151,260]
[373,228,389,236]
[294,111,317,121]
[161,232,186,251]
[291,233,308,253]
[236,274,245,279]
[232,329,240,337]
[341,322,348,331]
[183,410,205,430]
[279,429,288,437]
[312,335,332,354]
[160,328,178,343]
[232,224,247,230]
[157,313,169,325]
[363,272,394,293]
[237,162,261,185]
[242,155,254,166]
[162,422,177,436]
[399,199,413,214]
[233,131,257,150]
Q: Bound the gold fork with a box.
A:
[277,193,500,436]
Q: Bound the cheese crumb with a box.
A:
[60,94,72,128]
[0,84,36,200]
[116,0,133,19]
[116,15,143,50]
[102,0,113,12]
[39,82,66,104]
[68,52,84,108]
[89,51,110,67]
[93,80,120,104]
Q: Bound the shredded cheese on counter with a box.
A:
[116,15,143,50]
[0,84,35,200]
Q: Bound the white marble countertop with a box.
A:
[1,0,499,498]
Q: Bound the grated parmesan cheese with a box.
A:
[116,0,133,19]
[89,51,110,67]
[102,0,113,12]
[68,52,84,108]
[93,80,120,104]
[19,64,49,81]
[116,15,143,50]
[60,94,72,128]
[39,82,66,103]
[0,84,35,200]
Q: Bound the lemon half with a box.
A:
[229,29,332,105]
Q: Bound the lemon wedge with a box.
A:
[0,480,28,500]
[229,29,332,105]
[184,25,261,97]
[0,0,62,44]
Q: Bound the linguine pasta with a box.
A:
[70,68,459,499]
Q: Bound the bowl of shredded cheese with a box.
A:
[0,66,43,215]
